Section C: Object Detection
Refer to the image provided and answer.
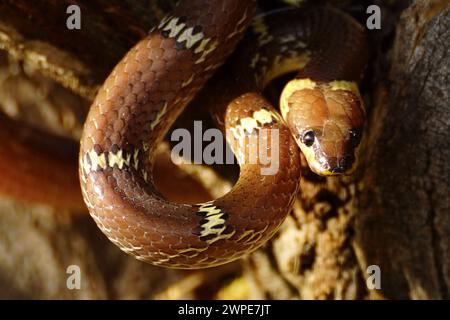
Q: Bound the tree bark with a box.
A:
[355,0,450,299]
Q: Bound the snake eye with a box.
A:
[301,130,315,147]
[349,129,361,147]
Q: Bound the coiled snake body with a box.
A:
[79,0,367,268]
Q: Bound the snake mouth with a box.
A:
[298,140,358,177]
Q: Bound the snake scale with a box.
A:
[0,0,368,269]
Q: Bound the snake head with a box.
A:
[280,78,365,176]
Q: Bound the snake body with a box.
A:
[79,0,367,268]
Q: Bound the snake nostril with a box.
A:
[339,155,355,170]
[330,155,355,173]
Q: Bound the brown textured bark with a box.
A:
[0,0,177,98]
[0,0,448,299]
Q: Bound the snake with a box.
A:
[79,0,368,269]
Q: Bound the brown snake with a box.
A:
[78,0,367,268]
